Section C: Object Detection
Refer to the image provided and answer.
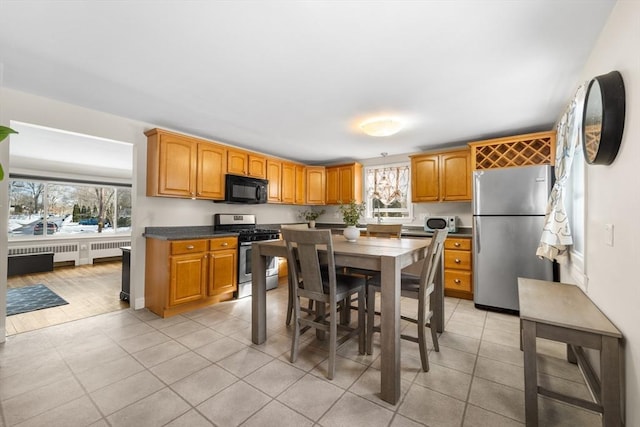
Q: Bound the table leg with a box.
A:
[522,319,538,426]
[251,251,267,345]
[380,255,401,404]
[601,336,621,427]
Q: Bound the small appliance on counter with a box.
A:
[424,215,458,233]
[214,214,280,298]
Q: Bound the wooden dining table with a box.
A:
[251,236,443,405]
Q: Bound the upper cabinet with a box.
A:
[227,148,266,178]
[266,159,282,203]
[325,163,362,205]
[305,166,326,205]
[411,149,471,202]
[146,128,226,200]
[281,162,296,204]
[468,131,556,170]
[294,164,306,205]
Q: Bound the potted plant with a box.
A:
[0,126,18,181]
[298,208,325,228]
[338,200,365,242]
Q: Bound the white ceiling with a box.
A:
[0,1,616,164]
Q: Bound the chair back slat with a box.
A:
[418,229,448,300]
[366,223,402,238]
[282,229,336,299]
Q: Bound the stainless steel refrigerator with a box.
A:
[473,165,554,312]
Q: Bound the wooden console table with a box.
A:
[518,278,623,426]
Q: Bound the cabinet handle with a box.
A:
[454,279,461,284]
[455,258,461,263]
[454,242,461,247]
[186,245,195,250]
[221,242,228,246]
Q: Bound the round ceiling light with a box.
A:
[359,117,404,137]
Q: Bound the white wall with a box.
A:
[560,1,639,424]
[0,88,302,342]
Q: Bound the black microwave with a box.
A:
[224,174,268,204]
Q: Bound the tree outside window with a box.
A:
[8,179,131,238]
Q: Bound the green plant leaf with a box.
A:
[0,163,4,181]
[0,126,18,142]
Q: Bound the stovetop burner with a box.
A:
[214,214,280,242]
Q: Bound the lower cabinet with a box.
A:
[443,237,473,300]
[146,236,237,317]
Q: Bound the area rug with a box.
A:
[6,284,69,316]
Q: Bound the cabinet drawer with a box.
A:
[444,270,472,292]
[444,238,471,251]
[209,237,237,250]
[444,250,471,270]
[171,240,207,255]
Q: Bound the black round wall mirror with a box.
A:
[582,70,625,165]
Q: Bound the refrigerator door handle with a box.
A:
[475,219,480,254]
[473,172,483,214]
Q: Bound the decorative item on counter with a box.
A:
[298,208,325,228]
[338,200,365,242]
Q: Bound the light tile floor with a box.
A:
[0,283,602,426]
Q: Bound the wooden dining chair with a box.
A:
[366,228,448,371]
[365,223,403,238]
[282,228,366,380]
[282,224,314,326]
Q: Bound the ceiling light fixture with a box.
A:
[359,117,403,137]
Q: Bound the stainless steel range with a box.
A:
[214,214,280,298]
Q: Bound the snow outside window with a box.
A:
[8,179,132,239]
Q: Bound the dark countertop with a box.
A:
[313,223,473,238]
[144,224,473,240]
[143,226,238,241]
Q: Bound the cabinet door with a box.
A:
[157,134,197,197]
[227,149,247,175]
[294,165,306,205]
[208,249,237,296]
[306,166,326,205]
[411,155,439,202]
[325,167,340,204]
[266,159,282,202]
[281,162,296,204]
[197,143,226,199]
[170,254,206,306]
[440,150,471,201]
[339,164,362,203]
[248,154,266,178]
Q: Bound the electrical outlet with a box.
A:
[604,223,614,246]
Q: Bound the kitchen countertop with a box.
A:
[143,226,238,240]
[144,224,473,240]
[312,223,473,238]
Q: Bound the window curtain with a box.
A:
[536,83,586,263]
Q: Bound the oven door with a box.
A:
[238,241,279,285]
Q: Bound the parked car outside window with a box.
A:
[33,222,58,235]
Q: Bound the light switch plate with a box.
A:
[604,223,614,246]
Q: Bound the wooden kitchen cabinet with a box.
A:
[325,162,362,205]
[410,149,471,202]
[305,166,326,205]
[281,162,296,204]
[294,164,306,205]
[443,236,473,300]
[227,148,266,178]
[145,236,238,317]
[146,128,226,200]
[266,159,282,203]
[207,239,237,296]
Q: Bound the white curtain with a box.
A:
[536,84,586,263]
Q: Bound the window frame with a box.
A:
[363,162,412,224]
